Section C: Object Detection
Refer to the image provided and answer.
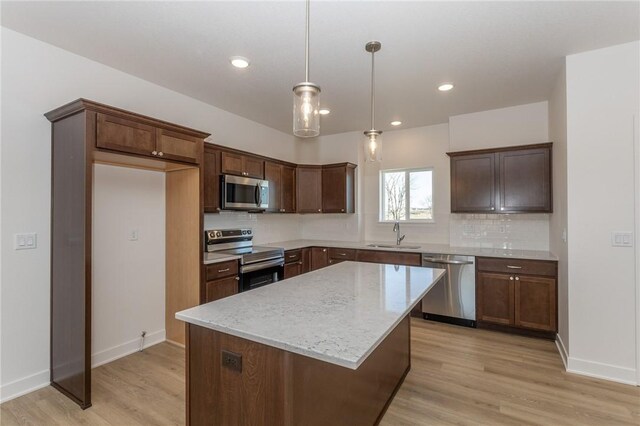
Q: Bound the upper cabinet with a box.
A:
[96,112,202,164]
[322,163,356,213]
[297,166,323,213]
[448,143,552,214]
[265,161,296,213]
[221,151,264,179]
[204,146,221,213]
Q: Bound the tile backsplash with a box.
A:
[449,214,550,250]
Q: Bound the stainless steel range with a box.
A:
[205,228,284,292]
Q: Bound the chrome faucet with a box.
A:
[393,221,405,246]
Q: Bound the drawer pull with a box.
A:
[235,276,239,281]
[509,276,514,280]
[338,253,346,256]
[507,265,522,269]
[515,276,520,281]
[288,255,297,258]
[218,268,230,273]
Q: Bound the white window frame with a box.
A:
[379,167,435,224]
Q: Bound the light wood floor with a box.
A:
[2,320,639,425]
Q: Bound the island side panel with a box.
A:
[186,316,410,426]
[187,324,286,426]
[289,315,411,426]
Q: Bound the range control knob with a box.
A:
[241,230,247,235]
[216,231,222,237]
[247,230,252,235]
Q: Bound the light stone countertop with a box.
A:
[262,239,558,262]
[203,252,242,264]
[176,261,445,369]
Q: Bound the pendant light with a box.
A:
[293,0,320,138]
[364,41,382,162]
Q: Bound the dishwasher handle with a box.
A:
[422,257,474,265]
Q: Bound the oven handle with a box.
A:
[240,258,284,274]
[255,183,262,206]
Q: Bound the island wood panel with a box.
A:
[166,168,201,345]
[186,316,410,426]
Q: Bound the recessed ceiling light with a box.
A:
[230,56,250,69]
[319,108,331,115]
[390,121,402,126]
[438,83,454,91]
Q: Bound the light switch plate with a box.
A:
[128,229,139,241]
[15,233,37,250]
[611,232,633,247]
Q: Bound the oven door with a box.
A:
[239,258,284,292]
[222,174,269,211]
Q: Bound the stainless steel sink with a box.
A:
[367,244,421,250]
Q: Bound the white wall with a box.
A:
[0,27,296,402]
[565,41,639,384]
[548,63,570,361]
[92,165,166,368]
[449,101,549,151]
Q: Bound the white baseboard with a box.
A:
[566,356,637,386]
[91,329,165,368]
[0,369,50,404]
[555,333,568,369]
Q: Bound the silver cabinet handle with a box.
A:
[152,150,157,155]
[318,209,321,212]
[491,207,495,210]
[288,255,297,258]
[507,265,522,269]
[235,277,239,281]
[298,261,303,265]
[341,209,345,212]
[322,249,327,252]
[337,253,347,256]
[510,276,514,280]
[158,151,164,157]
[218,268,230,273]
[515,276,520,281]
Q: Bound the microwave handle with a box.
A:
[255,183,261,206]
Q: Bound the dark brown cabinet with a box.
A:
[297,166,323,213]
[203,260,239,303]
[265,162,296,213]
[355,250,421,266]
[203,146,221,213]
[476,257,557,336]
[96,112,201,164]
[221,151,264,179]
[328,248,356,265]
[322,163,356,213]
[310,247,329,270]
[448,143,552,213]
[284,262,303,279]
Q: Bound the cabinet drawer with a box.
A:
[285,249,302,264]
[355,250,422,266]
[328,248,356,261]
[205,260,239,281]
[476,257,556,277]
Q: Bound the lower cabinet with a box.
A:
[476,257,557,336]
[328,248,356,265]
[203,260,239,303]
[284,249,304,279]
[311,247,329,271]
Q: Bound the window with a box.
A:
[380,168,433,222]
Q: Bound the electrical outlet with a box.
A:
[221,350,242,372]
[611,232,633,247]
[128,229,139,241]
[14,233,37,250]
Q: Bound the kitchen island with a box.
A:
[176,261,445,426]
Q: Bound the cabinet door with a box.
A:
[243,156,264,179]
[264,162,282,212]
[515,275,556,331]
[281,165,296,213]
[205,276,239,303]
[477,272,514,325]
[203,148,221,213]
[297,167,322,213]
[284,262,303,279]
[498,147,551,213]
[156,129,202,164]
[301,248,311,273]
[450,153,497,213]
[221,152,244,176]
[310,247,329,270]
[96,113,156,157]
[322,166,346,213]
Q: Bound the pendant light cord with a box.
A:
[305,0,310,82]
[370,48,375,130]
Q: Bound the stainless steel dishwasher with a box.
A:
[421,253,476,327]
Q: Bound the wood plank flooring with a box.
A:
[2,320,638,425]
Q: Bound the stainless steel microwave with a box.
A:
[221,174,269,211]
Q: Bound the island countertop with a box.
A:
[176,261,445,370]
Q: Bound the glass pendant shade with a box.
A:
[293,83,320,138]
[364,130,382,162]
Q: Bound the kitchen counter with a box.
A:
[177,261,445,369]
[263,239,558,261]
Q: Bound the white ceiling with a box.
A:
[2,1,639,136]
